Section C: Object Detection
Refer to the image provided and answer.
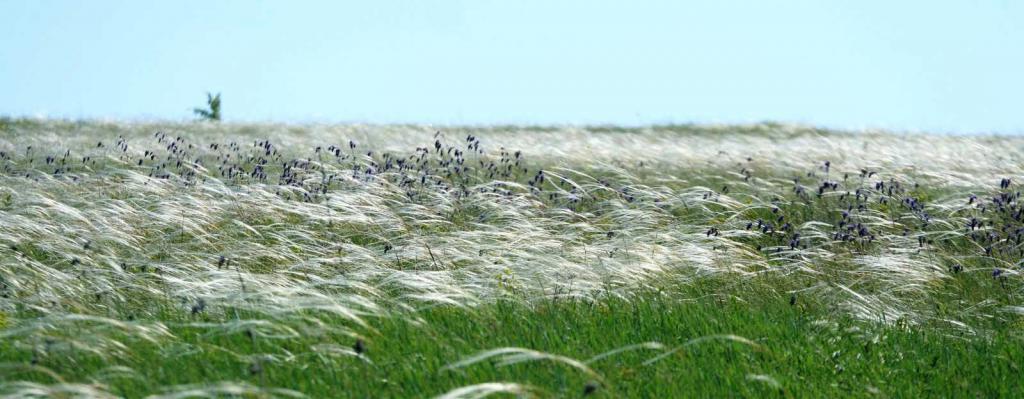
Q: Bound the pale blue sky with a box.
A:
[1,1,1022,133]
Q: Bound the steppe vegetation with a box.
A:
[0,118,1021,397]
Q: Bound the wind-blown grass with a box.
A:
[0,119,1021,397]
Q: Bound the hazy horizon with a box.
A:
[2,1,1022,134]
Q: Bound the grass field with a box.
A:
[0,118,1022,398]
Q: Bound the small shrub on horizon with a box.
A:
[193,92,222,122]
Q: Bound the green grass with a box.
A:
[1,120,1023,397]
[1,280,1021,398]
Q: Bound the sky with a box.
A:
[1,0,1022,133]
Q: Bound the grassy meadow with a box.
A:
[0,118,1022,398]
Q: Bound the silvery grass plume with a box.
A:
[434,382,539,399]
[0,120,1022,394]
